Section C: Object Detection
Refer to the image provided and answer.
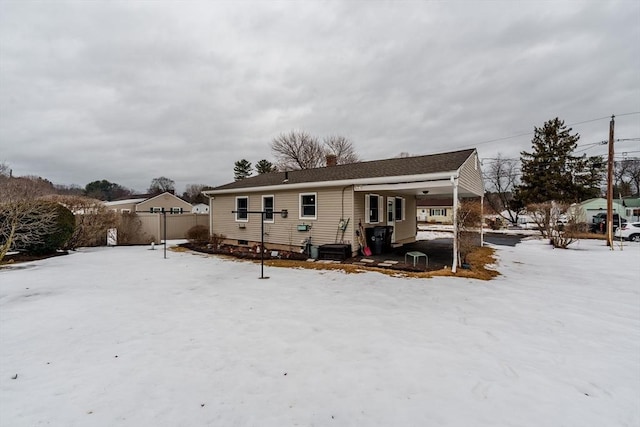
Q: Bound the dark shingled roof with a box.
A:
[212,148,476,191]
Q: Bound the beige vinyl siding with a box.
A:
[457,151,484,196]
[211,186,356,251]
[353,192,417,245]
[137,193,192,213]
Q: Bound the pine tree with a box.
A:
[516,118,604,205]
[233,159,253,181]
[255,159,276,174]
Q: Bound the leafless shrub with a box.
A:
[117,212,151,245]
[186,225,209,245]
[42,195,118,249]
[457,199,483,266]
[208,233,226,251]
[528,201,580,248]
[0,200,58,263]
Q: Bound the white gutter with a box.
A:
[203,171,459,195]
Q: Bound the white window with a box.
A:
[430,208,447,216]
[395,197,405,221]
[366,194,383,223]
[262,195,274,222]
[121,209,131,213]
[170,207,182,214]
[235,196,248,222]
[299,193,317,219]
[151,207,163,213]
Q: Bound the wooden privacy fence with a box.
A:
[136,213,208,243]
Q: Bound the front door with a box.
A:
[387,197,396,243]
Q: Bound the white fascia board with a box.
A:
[354,178,455,192]
[203,171,459,196]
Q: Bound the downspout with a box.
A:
[203,192,214,237]
[451,176,458,273]
[480,194,484,247]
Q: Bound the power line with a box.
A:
[470,112,640,148]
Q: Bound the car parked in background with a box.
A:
[614,222,640,241]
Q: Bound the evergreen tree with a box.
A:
[234,159,253,181]
[516,118,604,205]
[255,159,276,174]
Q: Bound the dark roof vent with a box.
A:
[283,171,289,183]
[326,154,337,167]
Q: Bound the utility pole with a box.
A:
[606,115,615,248]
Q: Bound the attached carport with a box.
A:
[354,163,484,273]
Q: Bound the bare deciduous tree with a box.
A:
[182,184,211,204]
[483,154,523,225]
[615,158,640,196]
[271,131,325,170]
[323,135,359,164]
[148,176,175,195]
[271,131,360,170]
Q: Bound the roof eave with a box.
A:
[203,170,460,196]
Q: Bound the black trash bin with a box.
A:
[372,226,387,255]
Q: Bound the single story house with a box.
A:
[572,198,627,223]
[104,192,193,214]
[622,197,640,221]
[204,148,484,272]
[416,198,454,223]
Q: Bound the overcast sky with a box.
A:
[1,0,638,194]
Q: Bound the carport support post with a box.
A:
[451,176,458,273]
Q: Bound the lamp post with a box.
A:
[231,208,288,279]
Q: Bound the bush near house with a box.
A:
[18,202,75,255]
[186,225,209,245]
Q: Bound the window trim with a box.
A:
[366,194,382,224]
[262,195,275,223]
[430,208,447,216]
[151,207,163,213]
[299,192,317,220]
[235,196,249,222]
[170,207,182,214]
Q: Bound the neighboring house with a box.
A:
[572,198,627,223]
[416,198,454,223]
[104,192,200,243]
[103,197,147,213]
[204,149,484,272]
[191,203,209,214]
[622,197,640,221]
[104,192,193,214]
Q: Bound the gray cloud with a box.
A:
[1,0,638,193]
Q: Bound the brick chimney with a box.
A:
[325,153,337,167]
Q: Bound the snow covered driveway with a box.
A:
[1,240,639,426]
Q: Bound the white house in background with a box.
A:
[104,192,192,214]
[191,203,209,214]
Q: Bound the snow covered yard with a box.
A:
[1,240,639,427]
